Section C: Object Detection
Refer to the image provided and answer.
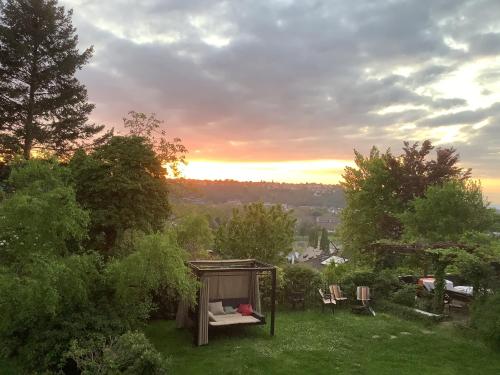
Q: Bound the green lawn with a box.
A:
[145,309,499,375]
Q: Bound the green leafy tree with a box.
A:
[123,111,187,176]
[214,203,295,264]
[425,247,465,313]
[0,158,101,370]
[340,147,402,258]
[385,140,470,203]
[0,159,192,371]
[401,181,494,242]
[319,228,329,253]
[175,213,214,257]
[0,0,104,160]
[0,158,89,264]
[70,136,171,252]
[340,141,470,258]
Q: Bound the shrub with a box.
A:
[372,269,401,299]
[0,252,122,371]
[325,263,410,300]
[108,230,198,325]
[67,331,169,374]
[323,262,352,285]
[283,265,323,305]
[471,294,500,349]
[341,268,377,298]
[324,263,376,298]
[390,284,417,307]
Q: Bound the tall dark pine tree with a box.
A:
[0,0,103,160]
[308,228,318,248]
[319,228,329,253]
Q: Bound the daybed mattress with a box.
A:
[209,312,260,326]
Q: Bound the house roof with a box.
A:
[321,255,348,266]
[302,254,332,270]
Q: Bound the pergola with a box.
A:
[178,259,277,346]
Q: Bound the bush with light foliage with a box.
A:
[66,331,169,375]
[283,265,323,305]
[108,230,198,325]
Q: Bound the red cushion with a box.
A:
[238,304,253,316]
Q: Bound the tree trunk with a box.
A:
[24,42,39,159]
[24,88,35,159]
[433,262,446,314]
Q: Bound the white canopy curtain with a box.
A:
[207,271,251,300]
[198,276,210,346]
[249,271,261,314]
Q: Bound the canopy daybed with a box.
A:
[176,259,277,346]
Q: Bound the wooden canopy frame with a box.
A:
[189,258,276,273]
[187,259,277,345]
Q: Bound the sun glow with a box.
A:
[478,178,500,206]
[177,159,354,184]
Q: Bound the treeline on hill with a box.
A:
[170,179,345,207]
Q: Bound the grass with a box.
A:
[145,308,499,375]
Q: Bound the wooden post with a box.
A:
[270,267,276,336]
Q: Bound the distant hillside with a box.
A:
[169,179,345,208]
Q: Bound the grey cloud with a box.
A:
[469,33,500,56]
[459,121,500,178]
[406,65,457,87]
[419,102,500,127]
[59,0,500,188]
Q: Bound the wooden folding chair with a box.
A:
[319,288,336,315]
[329,284,348,304]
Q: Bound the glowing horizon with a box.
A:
[174,159,500,204]
[176,159,354,185]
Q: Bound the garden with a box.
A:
[1,1,500,371]
[1,134,500,374]
[1,131,500,373]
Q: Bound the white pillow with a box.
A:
[208,311,216,321]
[208,301,225,315]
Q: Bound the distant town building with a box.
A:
[286,251,301,264]
[315,213,340,231]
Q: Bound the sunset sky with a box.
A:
[62,0,500,203]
